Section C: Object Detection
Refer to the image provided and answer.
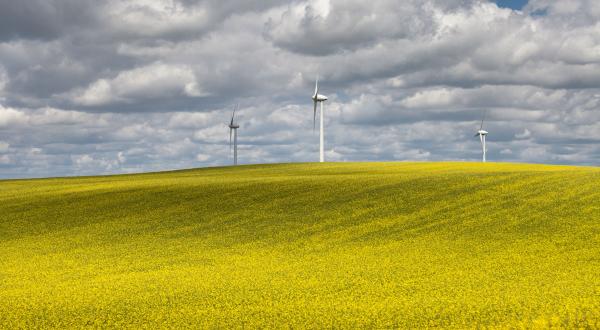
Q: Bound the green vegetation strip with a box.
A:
[1,162,599,328]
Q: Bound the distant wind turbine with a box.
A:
[311,77,328,162]
[228,104,240,165]
[474,110,488,162]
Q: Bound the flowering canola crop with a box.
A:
[0,162,599,328]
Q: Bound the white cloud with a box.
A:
[0,66,7,96]
[29,107,106,126]
[196,153,210,162]
[72,153,127,174]
[193,125,227,144]
[168,112,212,129]
[0,105,28,127]
[74,79,112,106]
[72,62,207,106]
[515,129,532,139]
[73,154,94,167]
[105,0,211,38]
[112,123,161,141]
[265,0,436,55]
[401,89,456,109]
[117,151,126,163]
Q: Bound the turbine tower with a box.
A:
[228,104,240,165]
[475,110,488,162]
[311,77,328,162]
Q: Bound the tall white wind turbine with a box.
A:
[475,110,488,162]
[228,104,240,165]
[311,77,328,162]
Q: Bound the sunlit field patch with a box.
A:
[1,162,599,328]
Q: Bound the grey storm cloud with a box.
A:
[0,0,99,42]
[0,0,599,178]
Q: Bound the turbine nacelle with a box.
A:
[312,94,328,102]
[229,124,240,129]
[475,130,488,137]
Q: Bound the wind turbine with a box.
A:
[311,77,328,162]
[474,110,488,162]
[228,104,240,165]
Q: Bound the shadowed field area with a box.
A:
[1,162,599,328]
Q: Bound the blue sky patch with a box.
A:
[494,0,529,10]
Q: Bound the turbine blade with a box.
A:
[480,109,487,130]
[230,105,236,126]
[314,76,319,96]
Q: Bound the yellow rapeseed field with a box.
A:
[0,162,599,328]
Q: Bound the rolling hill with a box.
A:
[1,162,599,328]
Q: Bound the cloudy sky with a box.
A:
[0,0,599,178]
